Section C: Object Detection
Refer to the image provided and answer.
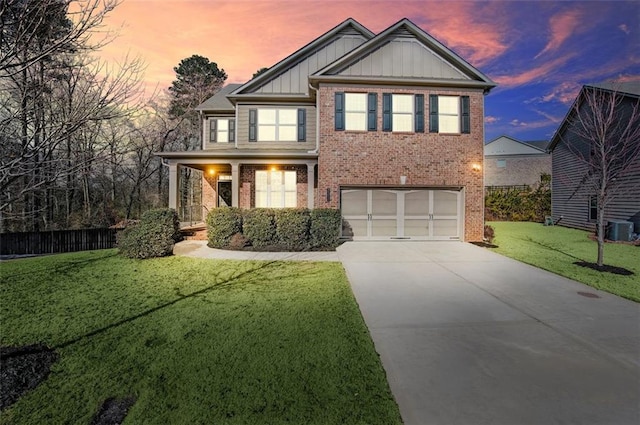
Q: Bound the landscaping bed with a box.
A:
[0,250,401,424]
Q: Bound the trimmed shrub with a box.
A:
[275,209,310,251]
[310,208,341,249]
[118,208,181,259]
[206,207,243,248]
[484,224,495,244]
[243,209,276,249]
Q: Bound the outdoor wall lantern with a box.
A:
[400,175,407,185]
[472,163,481,172]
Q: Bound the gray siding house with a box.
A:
[548,82,640,233]
[484,135,550,188]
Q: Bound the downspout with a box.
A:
[308,82,320,154]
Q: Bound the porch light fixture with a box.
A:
[472,163,481,172]
[400,175,407,185]
[208,168,215,176]
[271,166,278,172]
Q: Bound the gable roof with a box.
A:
[485,135,548,156]
[229,18,374,99]
[548,81,640,152]
[311,18,496,92]
[195,84,242,112]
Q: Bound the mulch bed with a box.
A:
[91,396,137,425]
[0,344,58,411]
[573,261,634,276]
[470,241,498,248]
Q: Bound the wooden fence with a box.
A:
[0,228,117,256]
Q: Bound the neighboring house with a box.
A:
[157,18,496,241]
[548,82,640,233]
[484,135,551,188]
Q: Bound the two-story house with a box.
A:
[157,18,496,241]
[484,135,551,189]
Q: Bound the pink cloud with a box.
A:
[494,56,573,87]
[535,9,583,59]
[618,24,630,35]
[484,116,500,124]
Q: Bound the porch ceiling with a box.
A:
[156,149,318,161]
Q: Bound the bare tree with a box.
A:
[561,83,640,266]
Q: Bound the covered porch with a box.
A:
[156,150,319,225]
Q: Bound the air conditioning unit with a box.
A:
[607,220,633,242]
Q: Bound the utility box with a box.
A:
[607,220,633,242]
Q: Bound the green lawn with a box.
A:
[488,222,640,302]
[0,250,402,424]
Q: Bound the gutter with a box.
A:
[308,82,320,154]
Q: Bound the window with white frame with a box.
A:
[392,94,414,132]
[257,109,297,142]
[345,93,367,131]
[438,96,460,133]
[429,95,470,134]
[209,118,235,143]
[255,170,297,208]
[496,159,506,168]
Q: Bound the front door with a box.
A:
[218,180,232,207]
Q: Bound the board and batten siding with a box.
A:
[236,104,316,149]
[552,126,640,233]
[338,37,471,80]
[255,34,367,95]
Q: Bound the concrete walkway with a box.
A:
[173,240,339,262]
[337,241,640,425]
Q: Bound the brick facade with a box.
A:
[316,85,486,241]
[484,154,551,187]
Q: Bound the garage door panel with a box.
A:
[371,191,397,215]
[404,219,429,237]
[405,191,430,215]
[342,190,367,215]
[433,219,458,237]
[372,219,397,237]
[433,191,458,215]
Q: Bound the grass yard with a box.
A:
[0,250,402,424]
[488,222,640,302]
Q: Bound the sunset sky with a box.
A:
[97,0,640,142]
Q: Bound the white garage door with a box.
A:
[341,189,462,240]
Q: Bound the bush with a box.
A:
[310,209,342,249]
[484,224,495,244]
[118,208,181,259]
[275,209,310,251]
[485,176,551,223]
[243,209,276,249]
[206,207,243,248]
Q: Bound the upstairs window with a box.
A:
[249,108,306,142]
[255,170,297,208]
[429,95,470,134]
[335,92,377,131]
[382,93,424,133]
[209,118,235,143]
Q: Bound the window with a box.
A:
[255,170,297,208]
[589,196,597,221]
[335,92,377,131]
[249,108,306,142]
[497,159,506,168]
[209,118,235,143]
[382,93,424,133]
[429,95,470,134]
[345,93,367,131]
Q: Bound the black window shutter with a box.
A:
[335,92,344,130]
[461,96,470,134]
[367,93,377,131]
[382,93,392,132]
[229,119,235,142]
[415,94,424,133]
[209,119,216,143]
[429,95,438,133]
[249,109,257,142]
[297,108,306,142]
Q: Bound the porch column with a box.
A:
[307,162,315,209]
[231,161,240,208]
[168,162,179,210]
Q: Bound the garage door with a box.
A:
[341,189,462,240]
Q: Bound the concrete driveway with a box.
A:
[337,241,640,425]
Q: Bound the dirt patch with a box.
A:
[573,261,634,276]
[470,241,499,248]
[0,344,58,410]
[91,396,136,425]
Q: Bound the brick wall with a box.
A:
[202,174,217,211]
[317,85,485,241]
[484,154,551,187]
